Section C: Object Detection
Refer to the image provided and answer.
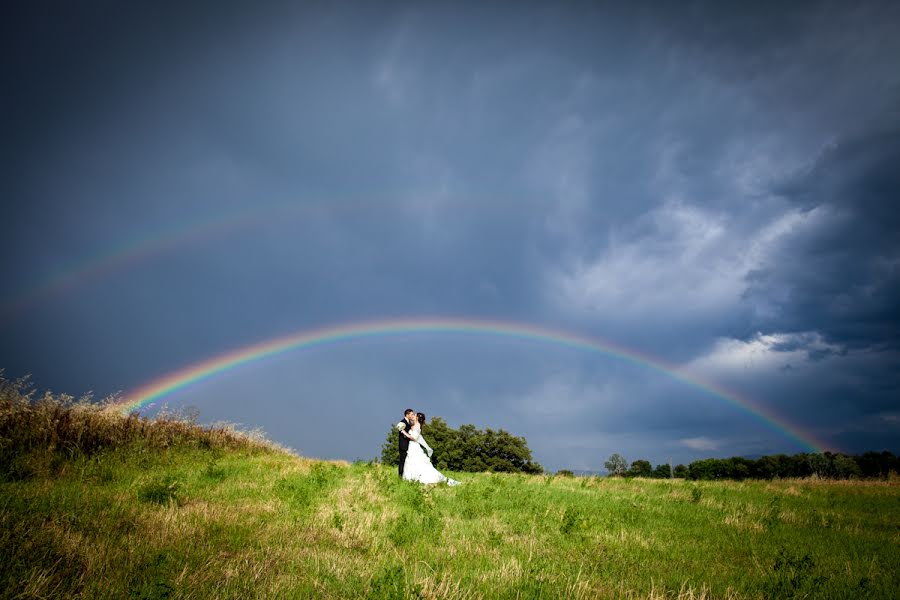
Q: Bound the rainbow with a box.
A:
[1,197,512,324]
[116,317,832,452]
[0,213,246,321]
[0,200,373,322]
[2,197,518,323]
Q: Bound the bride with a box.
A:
[401,412,460,486]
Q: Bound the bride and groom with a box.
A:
[397,409,460,486]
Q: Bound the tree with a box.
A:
[832,454,862,479]
[752,454,781,479]
[604,453,628,476]
[856,451,900,478]
[652,462,673,479]
[627,459,653,478]
[808,453,830,478]
[688,458,721,480]
[380,422,403,467]
[673,464,688,478]
[726,457,752,480]
[474,428,543,473]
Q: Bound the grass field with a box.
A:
[3,439,898,599]
[1,378,896,599]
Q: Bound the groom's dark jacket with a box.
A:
[398,417,412,452]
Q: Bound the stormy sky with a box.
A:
[2,1,898,471]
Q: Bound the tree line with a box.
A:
[380,417,543,474]
[378,414,897,480]
[604,450,900,480]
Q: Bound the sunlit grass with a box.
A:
[2,378,898,598]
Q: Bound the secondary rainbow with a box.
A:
[0,200,373,321]
[0,214,246,321]
[117,317,832,452]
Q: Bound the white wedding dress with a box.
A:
[402,427,460,485]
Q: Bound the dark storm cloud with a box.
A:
[721,122,900,453]
[746,125,900,350]
[2,1,899,468]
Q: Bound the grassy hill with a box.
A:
[2,379,898,599]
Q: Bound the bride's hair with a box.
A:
[417,412,426,425]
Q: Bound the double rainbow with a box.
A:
[116,317,831,452]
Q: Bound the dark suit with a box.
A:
[398,417,412,477]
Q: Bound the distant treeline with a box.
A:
[606,451,900,480]
[381,417,543,474]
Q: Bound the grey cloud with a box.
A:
[746,125,900,350]
[2,1,899,465]
[765,331,846,362]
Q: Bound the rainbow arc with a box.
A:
[116,317,832,453]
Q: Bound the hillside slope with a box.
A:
[2,379,898,598]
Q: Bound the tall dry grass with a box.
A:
[0,373,284,481]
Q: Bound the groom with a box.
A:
[397,408,415,477]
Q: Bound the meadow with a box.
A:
[1,383,898,599]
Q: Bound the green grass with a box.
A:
[2,445,898,599]
[1,379,897,598]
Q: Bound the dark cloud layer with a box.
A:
[2,1,898,470]
[748,126,900,350]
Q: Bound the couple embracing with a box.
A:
[397,409,460,486]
